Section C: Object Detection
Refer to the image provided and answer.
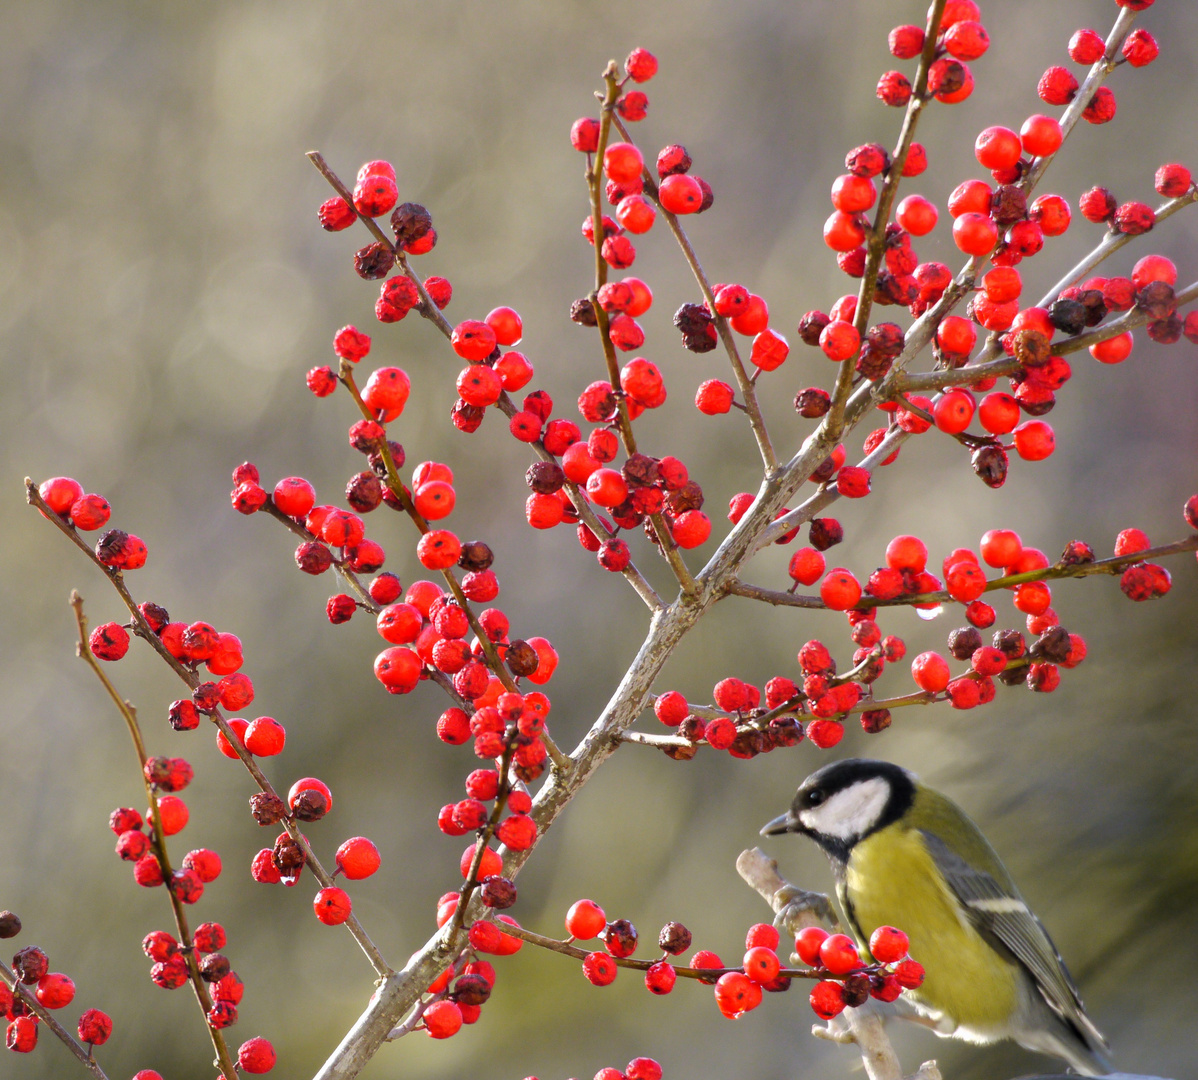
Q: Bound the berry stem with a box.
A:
[737,848,905,1080]
[1053,278,1198,357]
[0,959,112,1078]
[69,592,241,1080]
[29,487,394,980]
[587,79,700,599]
[1036,189,1198,311]
[305,157,664,614]
[826,0,949,436]
[492,921,830,983]
[609,115,778,475]
[732,535,1198,614]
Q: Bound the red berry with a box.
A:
[35,972,75,1009]
[1090,331,1134,364]
[314,886,352,925]
[809,980,846,1020]
[1114,527,1151,557]
[659,173,704,215]
[335,835,380,881]
[570,117,600,152]
[979,529,1022,567]
[818,933,861,974]
[820,568,861,610]
[625,47,658,82]
[645,960,677,995]
[819,320,860,361]
[1013,420,1055,461]
[896,195,938,236]
[582,951,618,986]
[1020,114,1063,157]
[933,390,975,434]
[563,899,607,940]
[242,715,285,757]
[952,212,999,256]
[1069,29,1106,64]
[978,392,1020,434]
[788,547,825,586]
[238,1036,277,1073]
[974,126,1022,171]
[911,651,950,692]
[353,174,397,218]
[823,211,865,252]
[869,925,910,964]
[714,971,762,1018]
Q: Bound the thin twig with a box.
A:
[29,489,393,979]
[0,959,112,1079]
[827,0,948,435]
[610,115,778,474]
[737,848,910,1080]
[69,593,240,1080]
[305,156,663,613]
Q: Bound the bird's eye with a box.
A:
[803,789,826,808]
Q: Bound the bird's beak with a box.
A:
[760,811,799,837]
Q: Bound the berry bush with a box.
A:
[3,2,1197,1080]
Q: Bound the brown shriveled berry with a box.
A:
[570,298,598,327]
[0,911,21,938]
[794,388,831,418]
[993,629,1027,659]
[526,461,565,494]
[390,203,433,246]
[452,973,492,1006]
[603,919,639,958]
[12,946,48,984]
[1030,627,1072,664]
[456,540,494,573]
[273,835,306,876]
[346,472,384,513]
[623,454,660,488]
[1048,299,1087,336]
[768,716,804,746]
[480,876,518,909]
[971,444,1008,488]
[504,639,539,678]
[659,921,693,955]
[249,792,287,826]
[354,242,395,280]
[1060,540,1095,566]
[860,709,891,734]
[842,973,872,1008]
[198,953,231,982]
[292,789,329,822]
[1137,281,1176,321]
[809,518,843,551]
[1011,329,1050,368]
[948,627,983,661]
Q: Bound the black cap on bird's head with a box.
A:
[761,758,916,863]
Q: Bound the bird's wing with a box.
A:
[919,829,1108,1052]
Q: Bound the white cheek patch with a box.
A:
[799,777,891,842]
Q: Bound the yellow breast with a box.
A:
[846,824,1017,1033]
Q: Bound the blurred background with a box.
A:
[2,0,1196,1077]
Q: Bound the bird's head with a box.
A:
[761,758,916,862]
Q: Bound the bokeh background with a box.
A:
[2,1,1196,1078]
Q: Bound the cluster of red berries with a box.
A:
[525,1056,663,1080]
[797,925,924,1022]
[647,502,1191,751]
[409,890,522,1038]
[550,898,922,1025]
[2,912,103,1056]
[110,789,218,903]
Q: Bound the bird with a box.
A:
[760,758,1112,1076]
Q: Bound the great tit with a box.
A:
[761,758,1111,1076]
